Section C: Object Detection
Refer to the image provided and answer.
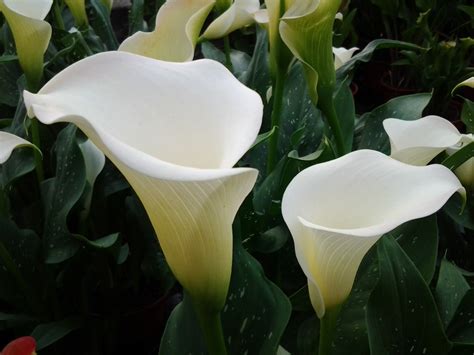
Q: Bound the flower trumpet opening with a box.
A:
[282,150,465,317]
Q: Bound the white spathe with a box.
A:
[119,0,215,62]
[383,115,473,190]
[202,0,261,39]
[282,149,464,318]
[0,132,34,164]
[333,46,358,70]
[23,51,263,310]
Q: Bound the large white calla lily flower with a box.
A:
[202,0,260,39]
[384,116,473,189]
[119,0,215,62]
[0,132,35,164]
[23,51,263,311]
[0,0,52,89]
[282,150,464,318]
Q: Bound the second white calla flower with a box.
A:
[384,115,473,189]
[24,51,263,311]
[282,150,464,318]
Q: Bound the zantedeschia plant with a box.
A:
[0,132,35,164]
[0,0,52,89]
[282,149,464,351]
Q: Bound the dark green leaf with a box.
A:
[436,258,470,329]
[391,216,438,283]
[367,236,451,355]
[89,0,119,50]
[461,99,474,133]
[245,225,289,254]
[443,194,474,230]
[159,232,291,354]
[129,0,146,35]
[447,289,474,344]
[359,93,431,152]
[31,318,82,351]
[334,78,356,152]
[250,126,277,150]
[75,233,119,249]
[337,39,423,80]
[0,57,21,106]
[442,141,474,171]
[41,125,86,263]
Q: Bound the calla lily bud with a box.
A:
[0,0,52,90]
[0,132,35,164]
[282,150,464,318]
[64,0,88,27]
[119,0,215,62]
[453,76,474,91]
[384,116,473,190]
[23,51,263,311]
[1,336,36,355]
[279,0,342,104]
[333,46,358,70]
[202,0,260,40]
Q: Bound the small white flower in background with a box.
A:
[201,0,261,39]
[282,150,464,318]
[119,0,215,62]
[333,46,358,70]
[384,115,473,190]
[23,51,263,311]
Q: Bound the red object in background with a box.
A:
[0,337,36,355]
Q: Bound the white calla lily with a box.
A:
[119,0,215,62]
[0,0,52,89]
[0,132,34,164]
[383,116,463,166]
[202,0,260,39]
[384,116,473,189]
[333,46,358,70]
[282,150,464,318]
[23,51,263,310]
[454,76,474,91]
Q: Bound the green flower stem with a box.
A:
[223,36,233,71]
[267,71,285,174]
[53,1,65,30]
[194,303,227,355]
[318,305,342,355]
[319,90,345,157]
[0,188,8,216]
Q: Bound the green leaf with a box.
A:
[391,216,438,283]
[447,289,474,344]
[435,258,470,329]
[41,125,86,263]
[443,194,474,230]
[337,39,423,80]
[159,231,291,354]
[75,233,119,249]
[250,126,277,150]
[461,99,474,133]
[334,78,356,152]
[367,236,452,355]
[0,56,21,106]
[89,0,119,50]
[442,141,474,171]
[31,318,82,351]
[0,217,41,312]
[129,0,146,35]
[201,41,251,78]
[245,225,289,254]
[239,28,271,100]
[358,93,431,153]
